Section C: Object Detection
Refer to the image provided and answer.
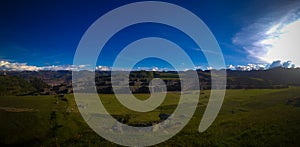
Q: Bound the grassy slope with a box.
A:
[0,87,299,146]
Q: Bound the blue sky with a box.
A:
[0,0,299,71]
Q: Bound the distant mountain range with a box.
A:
[0,67,299,95]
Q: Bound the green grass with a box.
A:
[0,87,300,146]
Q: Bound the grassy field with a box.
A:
[0,87,300,146]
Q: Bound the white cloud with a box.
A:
[227,60,295,71]
[269,60,282,68]
[206,67,213,70]
[228,64,267,71]
[151,67,159,71]
[193,66,203,70]
[261,18,300,66]
[95,66,110,71]
[232,4,300,67]
[0,60,88,71]
[41,65,88,71]
[0,61,10,66]
[282,61,295,68]
[227,65,235,70]
[269,60,296,69]
[0,61,40,71]
[135,66,170,71]
[0,60,297,72]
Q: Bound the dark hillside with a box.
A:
[1,68,300,94]
[0,75,35,96]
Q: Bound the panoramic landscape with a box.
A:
[0,69,300,146]
[1,0,300,146]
